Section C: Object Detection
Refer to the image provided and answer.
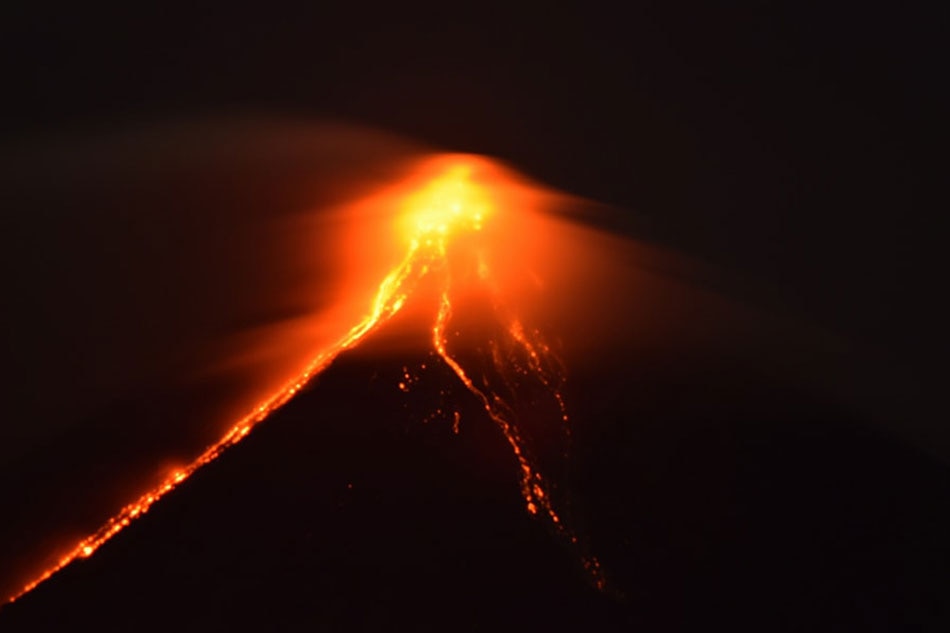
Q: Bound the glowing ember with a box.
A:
[5,154,603,605]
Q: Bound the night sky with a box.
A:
[2,4,940,376]
[1,3,945,631]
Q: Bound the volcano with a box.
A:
[1,126,947,632]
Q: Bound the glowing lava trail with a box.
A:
[6,155,603,605]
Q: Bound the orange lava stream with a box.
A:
[433,283,605,590]
[5,244,421,606]
[7,157,603,605]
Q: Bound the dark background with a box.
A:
[1,2,945,631]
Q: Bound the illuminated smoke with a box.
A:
[4,149,606,604]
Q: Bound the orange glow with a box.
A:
[398,162,490,245]
[5,153,604,606]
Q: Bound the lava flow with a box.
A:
[6,154,604,605]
